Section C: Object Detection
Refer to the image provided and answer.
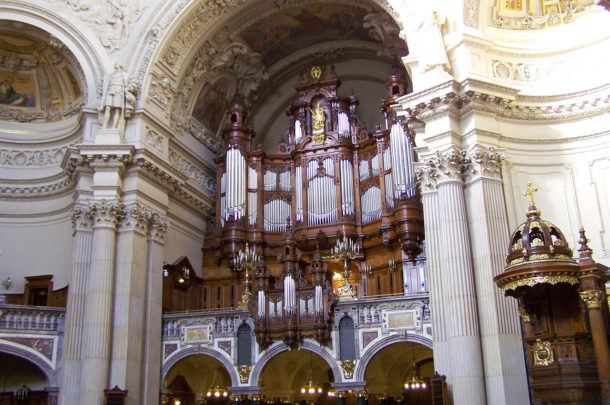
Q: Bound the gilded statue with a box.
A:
[309,102,325,133]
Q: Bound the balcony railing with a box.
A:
[0,304,66,333]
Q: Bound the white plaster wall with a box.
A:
[0,208,73,292]
[164,200,206,276]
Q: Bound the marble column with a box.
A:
[141,213,168,405]
[414,164,450,377]
[80,200,124,404]
[59,205,92,405]
[463,147,528,405]
[109,204,151,404]
[427,149,487,405]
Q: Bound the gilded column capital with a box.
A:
[579,289,605,309]
[339,360,356,379]
[89,199,125,229]
[71,204,93,233]
[148,212,169,243]
[463,146,504,183]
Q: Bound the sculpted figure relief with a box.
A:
[415,10,451,72]
[309,103,325,133]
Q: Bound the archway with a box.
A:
[0,352,51,404]
[258,348,335,405]
[363,342,433,405]
[162,354,233,405]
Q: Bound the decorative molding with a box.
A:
[168,149,216,196]
[160,0,248,71]
[147,75,175,114]
[89,199,125,229]
[0,175,73,198]
[148,211,168,243]
[531,339,554,366]
[499,274,579,292]
[0,147,69,167]
[464,0,480,28]
[144,127,166,155]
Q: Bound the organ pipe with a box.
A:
[295,166,303,222]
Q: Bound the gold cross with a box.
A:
[523,182,538,206]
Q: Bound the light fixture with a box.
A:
[300,352,323,396]
[206,367,229,398]
[2,276,11,290]
[234,242,261,308]
[327,389,336,397]
[404,344,427,390]
[328,232,360,300]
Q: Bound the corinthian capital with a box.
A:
[89,200,125,229]
[421,148,468,186]
[148,212,168,243]
[415,162,439,194]
[463,146,504,183]
[71,204,93,233]
[118,204,151,235]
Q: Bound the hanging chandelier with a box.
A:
[404,344,427,390]
[300,352,323,395]
[206,368,229,398]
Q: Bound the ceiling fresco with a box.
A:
[0,21,85,123]
[239,2,381,68]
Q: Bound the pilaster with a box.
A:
[463,146,528,405]
[422,148,487,405]
[141,211,168,405]
[80,200,124,405]
[59,204,93,405]
[109,204,152,403]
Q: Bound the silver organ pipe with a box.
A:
[383,148,394,208]
[371,155,379,177]
[340,159,354,216]
[279,171,291,191]
[295,166,303,222]
[361,186,382,223]
[306,159,337,225]
[390,123,416,199]
[283,274,296,314]
[264,170,276,191]
[359,159,369,181]
[314,285,323,314]
[294,120,302,142]
[257,290,266,317]
[264,198,291,232]
[226,147,246,220]
[220,172,226,226]
[337,111,350,138]
[248,166,258,225]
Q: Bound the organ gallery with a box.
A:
[164,63,426,348]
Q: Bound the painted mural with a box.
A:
[240,3,375,67]
[192,78,230,135]
[0,72,36,108]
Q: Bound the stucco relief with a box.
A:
[168,150,216,197]
[55,0,145,51]
[489,0,594,29]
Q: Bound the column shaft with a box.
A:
[437,180,486,405]
[465,177,528,405]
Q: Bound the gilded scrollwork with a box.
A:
[500,274,579,292]
[532,339,554,366]
[339,359,356,379]
[237,365,252,384]
[579,289,604,309]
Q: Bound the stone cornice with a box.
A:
[0,172,74,199]
[395,78,610,123]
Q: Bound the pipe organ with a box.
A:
[203,63,425,348]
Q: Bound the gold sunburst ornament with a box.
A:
[310,65,322,79]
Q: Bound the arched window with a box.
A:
[237,324,252,365]
[339,316,356,360]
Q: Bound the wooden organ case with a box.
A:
[201,63,425,348]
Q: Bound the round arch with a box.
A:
[0,3,105,108]
[250,340,343,386]
[354,333,432,381]
[0,342,58,387]
[161,346,240,387]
